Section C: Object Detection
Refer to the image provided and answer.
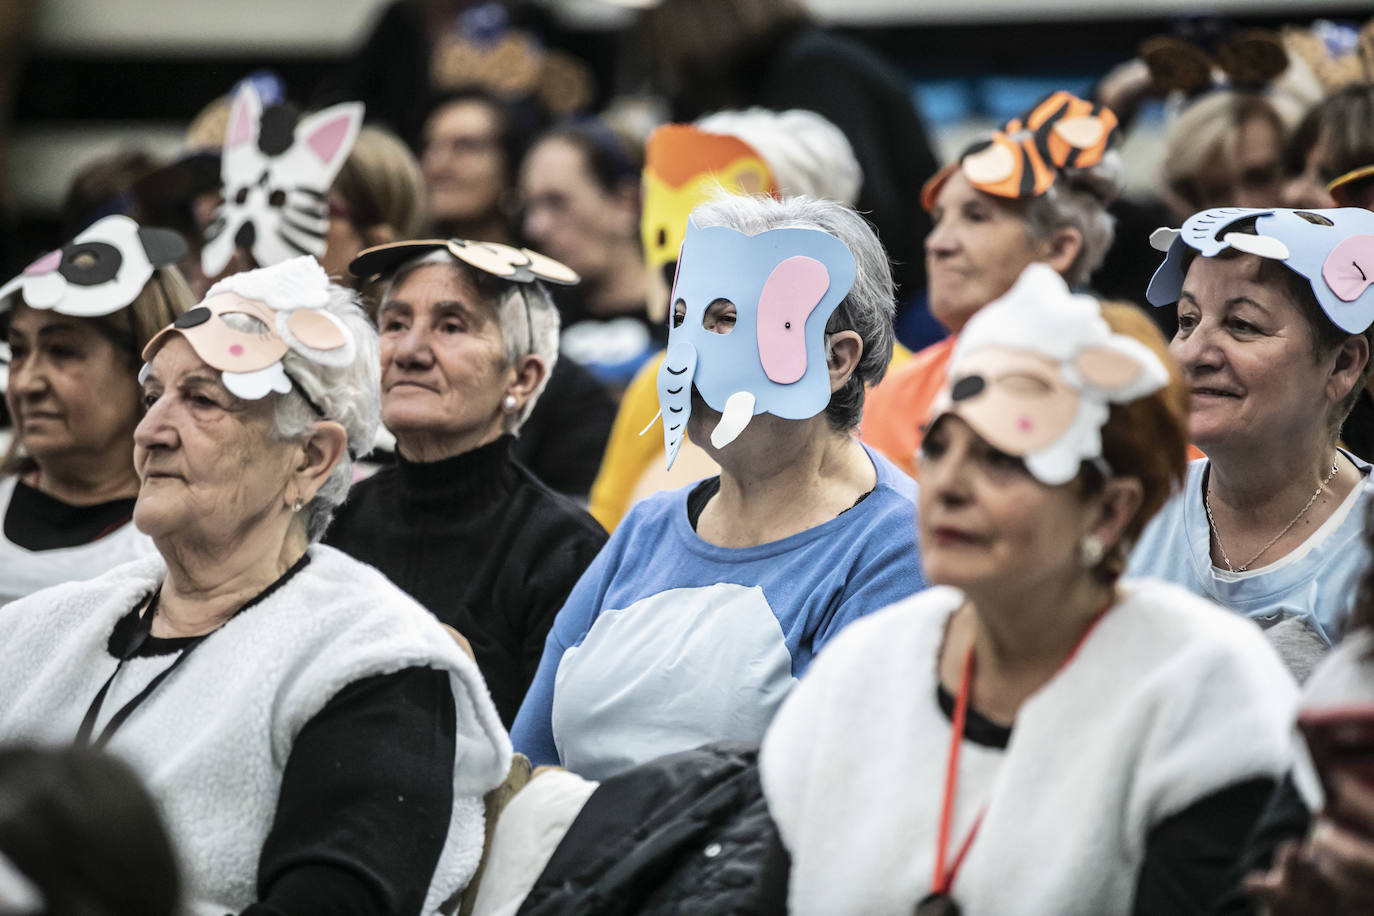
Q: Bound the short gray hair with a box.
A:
[1023,149,1123,288]
[380,250,561,432]
[688,193,895,432]
[264,285,380,542]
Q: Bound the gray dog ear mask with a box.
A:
[0,215,187,317]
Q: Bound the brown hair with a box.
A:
[1083,303,1191,579]
[1162,91,1285,210]
[2,264,194,475]
[331,126,428,240]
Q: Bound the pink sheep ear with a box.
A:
[286,308,348,352]
[225,84,262,150]
[1073,346,1145,392]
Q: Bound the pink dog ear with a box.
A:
[1074,346,1145,392]
[286,308,348,352]
[1322,235,1374,302]
[756,256,830,384]
[225,85,261,149]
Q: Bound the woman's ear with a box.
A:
[1327,333,1371,405]
[293,420,348,506]
[362,224,396,248]
[505,354,548,414]
[826,331,864,393]
[1087,475,1145,556]
[1039,226,1084,280]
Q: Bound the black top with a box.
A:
[513,357,617,499]
[104,575,457,916]
[935,683,1276,914]
[4,478,136,550]
[325,435,607,726]
[670,24,939,301]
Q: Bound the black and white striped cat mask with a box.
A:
[201,84,363,277]
[0,214,187,317]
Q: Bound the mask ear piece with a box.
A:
[138,227,189,267]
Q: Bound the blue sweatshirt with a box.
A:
[511,444,926,779]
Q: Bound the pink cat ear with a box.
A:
[225,84,262,150]
[298,102,365,176]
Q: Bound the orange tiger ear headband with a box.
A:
[920,91,1119,211]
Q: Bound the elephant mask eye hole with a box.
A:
[672,299,686,328]
[702,298,736,335]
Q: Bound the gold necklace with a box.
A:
[1204,459,1340,573]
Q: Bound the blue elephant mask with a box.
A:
[1146,206,1374,335]
[654,217,857,468]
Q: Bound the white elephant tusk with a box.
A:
[638,408,662,437]
[711,391,756,449]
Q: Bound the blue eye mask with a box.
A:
[651,217,856,469]
[1147,206,1374,334]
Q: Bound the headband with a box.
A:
[142,256,355,410]
[1147,206,1374,334]
[930,263,1170,486]
[0,215,186,317]
[641,124,778,272]
[348,238,578,286]
[920,91,1119,211]
[651,217,856,469]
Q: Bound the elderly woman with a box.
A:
[0,257,510,915]
[1130,207,1374,673]
[760,264,1298,915]
[331,238,607,726]
[510,193,926,780]
[862,90,1123,477]
[1,215,192,604]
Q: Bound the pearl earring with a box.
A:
[1080,534,1105,567]
[503,395,518,412]
[292,497,304,513]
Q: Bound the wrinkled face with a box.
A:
[942,346,1082,456]
[133,335,296,544]
[1179,115,1283,215]
[422,101,506,225]
[377,263,512,455]
[918,414,1087,593]
[925,172,1041,333]
[520,137,626,282]
[5,304,141,467]
[1172,254,1331,452]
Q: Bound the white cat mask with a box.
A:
[201,84,363,277]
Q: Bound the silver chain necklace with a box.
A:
[1204,459,1340,573]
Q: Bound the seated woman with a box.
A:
[519,119,661,388]
[330,238,607,726]
[1130,207,1374,674]
[760,264,1298,915]
[511,193,927,780]
[861,90,1124,476]
[0,257,510,915]
[1,214,192,604]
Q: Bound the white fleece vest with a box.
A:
[760,578,1299,916]
[0,545,512,916]
[0,475,156,606]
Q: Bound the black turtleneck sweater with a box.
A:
[324,435,607,725]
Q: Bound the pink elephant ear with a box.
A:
[756,256,830,384]
[1322,235,1374,302]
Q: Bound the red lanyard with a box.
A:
[930,601,1111,896]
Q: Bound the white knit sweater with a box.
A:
[760,578,1298,916]
[0,545,512,916]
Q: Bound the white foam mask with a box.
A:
[201,84,364,277]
